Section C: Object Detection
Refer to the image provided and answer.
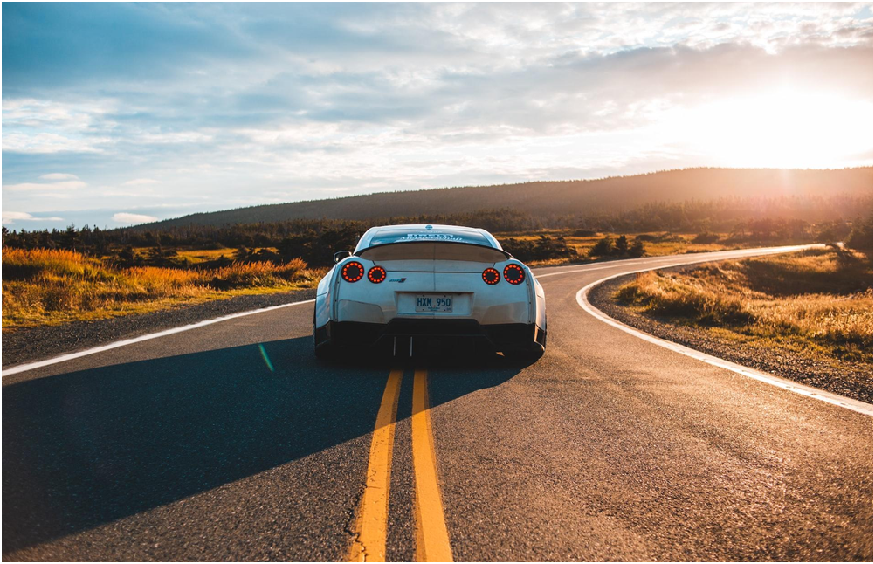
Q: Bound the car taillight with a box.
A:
[503,264,525,285]
[368,265,386,283]
[482,268,500,285]
[341,261,364,283]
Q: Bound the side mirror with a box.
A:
[334,250,352,264]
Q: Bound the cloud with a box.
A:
[2,211,65,225]
[4,180,87,191]
[112,212,158,224]
[2,3,253,94]
[3,132,108,154]
[2,3,872,224]
[38,173,79,181]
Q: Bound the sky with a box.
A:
[3,2,873,230]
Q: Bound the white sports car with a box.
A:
[313,224,547,360]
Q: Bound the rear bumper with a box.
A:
[316,319,545,351]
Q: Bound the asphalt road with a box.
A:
[4,248,872,561]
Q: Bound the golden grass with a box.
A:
[614,249,873,363]
[2,248,322,329]
[516,232,742,266]
[173,248,237,263]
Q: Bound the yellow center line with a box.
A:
[348,368,404,562]
[412,368,453,562]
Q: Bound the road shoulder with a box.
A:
[2,288,316,368]
[589,271,873,405]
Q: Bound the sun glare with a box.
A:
[669,90,873,169]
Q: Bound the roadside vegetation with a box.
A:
[614,243,873,365]
[0,227,816,329]
[3,199,855,267]
[3,206,868,329]
[2,248,321,329]
[0,228,773,329]
[504,231,703,265]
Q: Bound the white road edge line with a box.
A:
[575,262,873,418]
[535,245,819,279]
[2,299,316,377]
[536,264,618,278]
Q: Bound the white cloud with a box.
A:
[112,212,159,224]
[2,99,115,154]
[4,180,87,191]
[3,3,872,222]
[2,211,65,225]
[3,132,108,154]
[38,173,80,181]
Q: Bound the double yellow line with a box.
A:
[348,368,453,562]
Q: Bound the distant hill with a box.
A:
[147,168,873,228]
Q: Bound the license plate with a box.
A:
[415,294,453,313]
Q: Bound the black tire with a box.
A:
[314,341,336,360]
[313,309,336,360]
[504,337,545,362]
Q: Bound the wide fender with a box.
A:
[531,271,547,331]
[315,266,337,329]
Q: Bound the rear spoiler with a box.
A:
[355,240,512,260]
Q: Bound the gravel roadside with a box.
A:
[589,271,873,405]
[2,289,316,368]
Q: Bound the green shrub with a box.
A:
[589,236,614,257]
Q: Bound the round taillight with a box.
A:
[482,268,500,285]
[503,264,525,285]
[341,261,364,283]
[368,265,386,284]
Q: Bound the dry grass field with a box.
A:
[2,248,322,329]
[614,248,873,363]
[0,232,812,329]
[171,247,238,264]
[505,231,740,266]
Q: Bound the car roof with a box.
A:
[355,224,503,252]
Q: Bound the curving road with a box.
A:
[4,247,872,561]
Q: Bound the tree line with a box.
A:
[2,204,869,267]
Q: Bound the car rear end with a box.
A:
[319,240,545,354]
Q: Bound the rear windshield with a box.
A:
[359,242,507,263]
[365,229,495,249]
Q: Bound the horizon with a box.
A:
[4,3,873,230]
[4,165,871,233]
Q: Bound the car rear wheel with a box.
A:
[504,328,546,362]
[313,311,337,360]
[314,342,336,360]
[505,342,544,361]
